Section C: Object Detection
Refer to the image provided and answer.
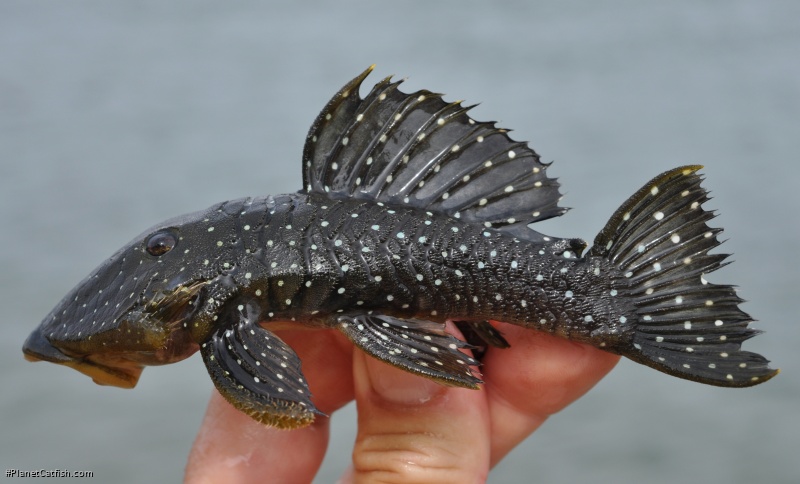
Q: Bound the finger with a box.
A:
[274,327,356,414]
[185,390,329,483]
[481,324,620,466]
[185,327,356,483]
[346,323,491,484]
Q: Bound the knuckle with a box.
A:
[352,432,484,484]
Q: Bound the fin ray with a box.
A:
[200,301,319,428]
[335,313,482,388]
[592,166,778,387]
[302,67,566,241]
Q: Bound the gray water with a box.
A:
[1,1,798,482]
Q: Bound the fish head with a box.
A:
[23,202,243,389]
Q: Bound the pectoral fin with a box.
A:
[336,313,482,388]
[200,301,319,428]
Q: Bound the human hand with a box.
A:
[184,321,619,483]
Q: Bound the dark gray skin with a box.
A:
[24,67,778,429]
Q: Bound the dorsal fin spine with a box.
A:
[303,66,375,193]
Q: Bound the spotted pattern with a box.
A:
[589,166,775,386]
[27,70,776,435]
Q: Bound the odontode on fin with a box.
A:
[591,166,779,387]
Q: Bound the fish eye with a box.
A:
[145,230,178,256]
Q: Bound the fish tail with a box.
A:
[589,166,779,387]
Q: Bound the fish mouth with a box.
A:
[22,327,143,389]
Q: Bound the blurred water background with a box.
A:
[1,1,798,482]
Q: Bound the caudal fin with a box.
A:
[589,166,779,387]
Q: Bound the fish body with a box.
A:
[23,67,778,428]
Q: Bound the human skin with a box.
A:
[185,321,620,483]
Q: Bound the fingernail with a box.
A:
[363,355,444,405]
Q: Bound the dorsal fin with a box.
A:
[302,66,567,240]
